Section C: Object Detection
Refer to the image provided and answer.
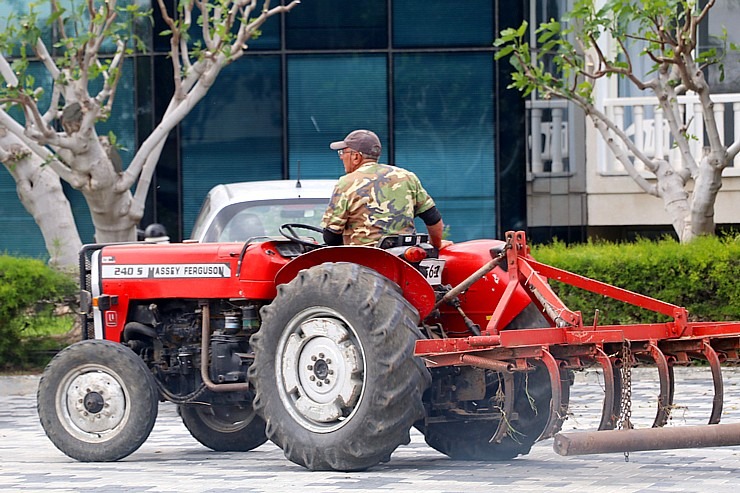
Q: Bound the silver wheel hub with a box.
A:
[60,369,128,437]
[278,313,364,432]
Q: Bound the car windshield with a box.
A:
[202,199,329,242]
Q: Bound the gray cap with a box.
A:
[330,129,382,158]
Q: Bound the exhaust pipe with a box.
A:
[554,423,740,456]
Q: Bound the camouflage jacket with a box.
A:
[321,162,435,246]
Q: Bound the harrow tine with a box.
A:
[490,370,515,443]
[457,354,517,443]
[594,347,619,430]
[537,349,564,440]
[647,343,674,428]
[702,341,724,424]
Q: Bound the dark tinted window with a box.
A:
[287,55,388,179]
[394,53,495,240]
[285,0,387,50]
[393,0,493,48]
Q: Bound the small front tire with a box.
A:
[37,340,159,462]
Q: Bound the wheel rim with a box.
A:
[276,307,366,433]
[195,405,258,433]
[55,364,131,442]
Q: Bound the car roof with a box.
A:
[190,179,336,242]
[207,179,336,206]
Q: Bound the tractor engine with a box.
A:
[123,300,262,403]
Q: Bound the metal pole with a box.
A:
[554,423,740,456]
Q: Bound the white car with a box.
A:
[190,179,336,243]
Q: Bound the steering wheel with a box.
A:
[279,223,327,250]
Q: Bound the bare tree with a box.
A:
[495,0,738,242]
[0,0,300,268]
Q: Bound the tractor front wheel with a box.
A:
[249,262,431,471]
[37,340,159,461]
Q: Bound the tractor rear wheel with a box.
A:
[249,262,431,471]
[420,304,571,460]
[180,403,267,452]
[37,340,159,461]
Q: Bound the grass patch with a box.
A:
[18,309,76,339]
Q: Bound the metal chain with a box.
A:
[617,339,633,462]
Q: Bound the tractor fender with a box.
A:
[275,246,436,320]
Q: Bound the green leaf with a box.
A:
[515,20,529,38]
[494,45,515,61]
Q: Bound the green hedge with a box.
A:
[0,255,77,370]
[530,235,740,325]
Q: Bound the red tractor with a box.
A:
[37,227,740,470]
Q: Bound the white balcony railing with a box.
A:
[602,94,740,174]
[526,99,570,175]
[527,94,740,178]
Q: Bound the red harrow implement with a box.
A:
[415,230,740,456]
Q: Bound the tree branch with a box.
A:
[0,54,18,87]
[128,137,168,222]
[653,68,698,177]
[591,114,659,195]
[19,93,57,140]
[116,69,216,191]
[156,0,187,101]
[727,138,740,161]
[95,39,127,113]
[0,111,79,184]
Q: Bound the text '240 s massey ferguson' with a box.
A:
[37,182,740,470]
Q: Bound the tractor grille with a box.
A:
[78,244,106,340]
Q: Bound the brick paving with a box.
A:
[2,367,740,492]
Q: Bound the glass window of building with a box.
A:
[180,56,284,236]
[287,55,388,179]
[393,0,493,48]
[394,52,495,240]
[285,0,387,50]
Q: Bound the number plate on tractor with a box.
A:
[420,259,445,285]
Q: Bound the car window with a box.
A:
[216,201,328,242]
[190,195,213,241]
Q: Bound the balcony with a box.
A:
[527,94,740,178]
[526,99,571,177]
[600,94,740,175]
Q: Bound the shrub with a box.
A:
[530,235,740,325]
[0,255,77,370]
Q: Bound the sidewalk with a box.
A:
[3,367,740,492]
[1,374,41,396]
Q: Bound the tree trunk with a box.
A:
[690,154,725,239]
[652,159,692,242]
[0,149,82,269]
[83,188,138,243]
[70,136,140,244]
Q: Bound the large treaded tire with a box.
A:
[422,362,564,460]
[248,262,431,471]
[180,403,267,452]
[37,340,159,461]
[421,304,572,460]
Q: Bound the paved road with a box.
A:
[2,367,740,492]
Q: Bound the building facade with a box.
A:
[4,0,737,260]
[527,0,740,243]
[0,0,529,258]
